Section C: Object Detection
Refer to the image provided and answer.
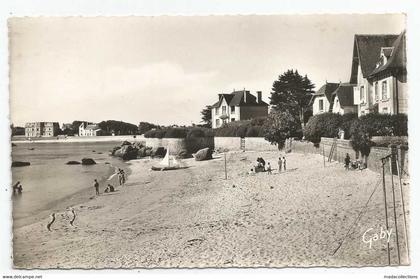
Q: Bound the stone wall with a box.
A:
[214,137,278,152]
[244,137,278,151]
[144,137,214,155]
[289,137,409,176]
[214,137,242,151]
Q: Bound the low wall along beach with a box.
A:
[289,137,409,176]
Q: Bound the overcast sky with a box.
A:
[9,15,405,126]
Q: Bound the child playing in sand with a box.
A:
[266,162,272,175]
[104,184,115,193]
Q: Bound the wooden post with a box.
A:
[396,153,409,259]
[389,153,401,265]
[323,144,326,167]
[382,159,391,265]
[224,153,227,180]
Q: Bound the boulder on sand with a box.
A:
[114,144,138,160]
[81,158,96,165]
[12,161,30,167]
[66,161,81,165]
[121,141,132,146]
[193,148,212,161]
[153,147,167,158]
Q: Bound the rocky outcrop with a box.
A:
[12,161,30,167]
[81,158,96,165]
[193,148,212,161]
[66,161,81,165]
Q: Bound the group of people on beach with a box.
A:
[93,168,126,196]
[12,181,23,195]
[249,155,287,175]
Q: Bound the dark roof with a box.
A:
[332,84,356,107]
[211,94,234,108]
[313,82,340,103]
[350,34,399,83]
[369,31,406,77]
[212,90,268,108]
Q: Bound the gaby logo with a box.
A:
[362,227,393,249]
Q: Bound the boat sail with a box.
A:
[159,146,178,167]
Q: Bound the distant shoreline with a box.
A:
[11,135,145,144]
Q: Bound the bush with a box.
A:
[262,110,301,149]
[144,127,214,138]
[164,127,187,138]
[304,113,343,144]
[349,119,375,157]
[349,113,408,156]
[304,112,358,144]
[341,113,358,139]
[245,126,262,137]
[214,119,266,137]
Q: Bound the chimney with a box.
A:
[257,91,262,103]
[243,88,246,103]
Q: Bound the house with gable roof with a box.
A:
[350,31,407,116]
[211,89,268,128]
[331,83,358,115]
[79,122,104,136]
[311,82,340,115]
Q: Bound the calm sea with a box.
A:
[11,141,129,228]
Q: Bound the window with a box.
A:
[230,106,235,113]
[222,106,227,115]
[382,107,389,114]
[382,81,388,100]
[215,108,219,115]
[360,86,365,103]
[319,99,324,111]
[231,118,235,122]
[216,119,220,127]
[375,82,379,101]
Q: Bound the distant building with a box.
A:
[79,122,104,136]
[211,89,269,129]
[350,31,407,116]
[25,122,60,138]
[311,82,340,115]
[331,83,358,115]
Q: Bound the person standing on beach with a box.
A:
[94,179,100,195]
[345,153,351,170]
[121,169,126,185]
[282,157,287,171]
[278,157,282,173]
[266,162,272,175]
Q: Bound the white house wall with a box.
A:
[312,96,330,115]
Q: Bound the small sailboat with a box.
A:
[151,146,180,171]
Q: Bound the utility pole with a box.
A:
[224,153,227,180]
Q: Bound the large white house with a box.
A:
[211,89,269,128]
[79,122,103,136]
[350,31,407,116]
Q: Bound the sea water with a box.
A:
[11,141,129,228]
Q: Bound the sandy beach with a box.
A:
[13,151,410,268]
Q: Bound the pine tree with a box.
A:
[270,69,315,130]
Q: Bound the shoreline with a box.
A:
[11,135,145,144]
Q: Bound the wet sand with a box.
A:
[13,151,410,268]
